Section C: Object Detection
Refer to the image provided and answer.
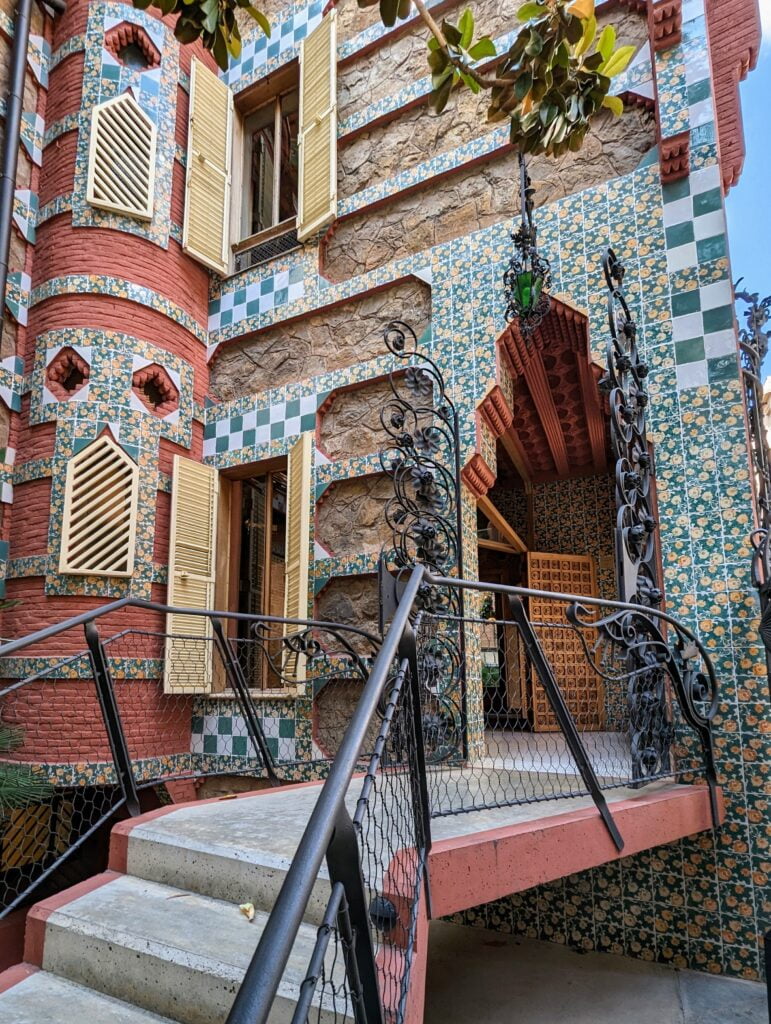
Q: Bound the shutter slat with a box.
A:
[183,59,232,274]
[297,12,337,242]
[164,456,219,693]
[86,93,156,221]
[282,433,312,684]
[59,436,139,577]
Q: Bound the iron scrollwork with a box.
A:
[503,154,552,336]
[378,320,465,760]
[598,248,674,782]
[735,283,771,665]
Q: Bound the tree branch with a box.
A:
[411,0,504,90]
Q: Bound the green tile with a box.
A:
[675,337,705,364]
[687,79,711,104]
[285,398,300,418]
[217,716,232,735]
[708,355,738,383]
[230,414,243,432]
[242,428,256,447]
[270,421,284,440]
[697,234,727,263]
[693,188,722,217]
[300,412,316,431]
[702,305,734,333]
[279,718,295,738]
[665,221,695,248]
[255,407,269,427]
[671,290,701,317]
[203,734,218,754]
[662,178,691,203]
[232,735,247,756]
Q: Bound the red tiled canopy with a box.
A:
[497,295,610,483]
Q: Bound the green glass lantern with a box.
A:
[503,155,551,335]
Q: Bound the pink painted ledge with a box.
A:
[427,783,724,918]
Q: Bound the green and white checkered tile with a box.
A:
[191,712,297,761]
[208,265,306,332]
[204,394,319,457]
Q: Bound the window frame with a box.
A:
[230,64,300,269]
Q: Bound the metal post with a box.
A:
[325,807,384,1024]
[507,596,624,852]
[397,622,433,916]
[84,621,141,817]
[210,617,279,785]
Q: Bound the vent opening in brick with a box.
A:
[46,347,90,400]
[132,363,179,416]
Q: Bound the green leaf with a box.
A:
[431,73,454,113]
[431,65,453,89]
[245,6,271,36]
[428,35,441,50]
[514,70,533,100]
[427,48,448,72]
[574,14,596,56]
[517,1,544,21]
[525,28,543,55]
[597,24,615,61]
[459,69,480,93]
[467,36,496,60]
[601,44,635,78]
[380,0,399,27]
[442,20,462,46]
[213,25,229,68]
[602,93,624,115]
[458,7,474,49]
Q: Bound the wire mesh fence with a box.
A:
[417,581,718,821]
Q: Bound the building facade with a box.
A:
[0,0,767,984]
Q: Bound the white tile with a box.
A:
[693,209,725,240]
[283,415,301,436]
[699,280,732,310]
[672,312,704,341]
[676,361,708,389]
[255,424,271,444]
[269,402,285,423]
[215,417,230,436]
[666,242,698,273]
[689,164,721,194]
[704,329,737,358]
[663,196,693,226]
[203,437,216,458]
[688,98,713,128]
[299,394,317,415]
[241,409,257,431]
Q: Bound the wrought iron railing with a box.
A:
[225,562,718,1023]
[0,599,382,919]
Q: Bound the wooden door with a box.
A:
[526,552,604,732]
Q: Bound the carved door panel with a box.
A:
[526,552,605,732]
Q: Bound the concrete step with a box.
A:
[113,787,336,925]
[33,872,351,1024]
[0,970,176,1024]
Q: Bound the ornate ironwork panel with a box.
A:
[378,320,465,761]
[599,248,674,781]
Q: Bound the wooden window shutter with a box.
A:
[59,435,139,577]
[283,433,312,682]
[86,93,157,220]
[297,11,337,242]
[183,57,233,274]
[164,456,219,694]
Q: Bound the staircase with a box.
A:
[0,774,720,1024]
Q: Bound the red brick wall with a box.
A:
[3,0,217,768]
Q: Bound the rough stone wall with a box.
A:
[318,378,392,459]
[210,277,431,400]
[326,107,656,281]
[338,5,650,200]
[338,0,513,123]
[315,573,380,639]
[316,473,395,557]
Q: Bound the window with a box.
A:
[241,90,299,240]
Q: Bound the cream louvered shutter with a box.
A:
[86,93,157,220]
[164,457,219,693]
[183,57,233,274]
[297,12,337,242]
[283,433,312,682]
[59,435,139,576]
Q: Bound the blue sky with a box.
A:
[724,0,771,368]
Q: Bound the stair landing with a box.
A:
[0,778,722,1024]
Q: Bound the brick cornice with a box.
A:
[651,0,683,51]
[705,0,762,192]
[660,130,690,183]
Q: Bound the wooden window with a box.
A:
[297,12,337,242]
[241,89,299,240]
[59,435,139,577]
[164,456,219,694]
[283,432,312,682]
[86,93,157,221]
[183,57,233,274]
